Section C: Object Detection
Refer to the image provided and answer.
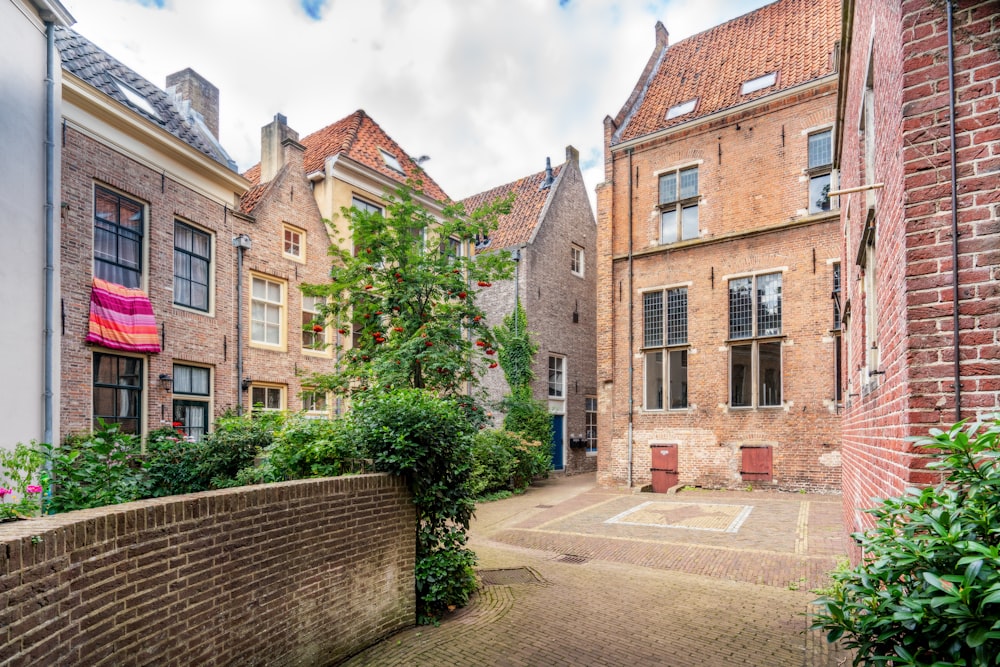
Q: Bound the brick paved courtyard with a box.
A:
[342,474,851,666]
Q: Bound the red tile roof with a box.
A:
[243,110,450,203]
[239,181,271,215]
[613,0,840,145]
[461,164,563,250]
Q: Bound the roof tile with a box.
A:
[461,164,562,250]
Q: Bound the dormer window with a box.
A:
[379,149,404,173]
[740,72,777,95]
[666,99,698,120]
[110,76,160,120]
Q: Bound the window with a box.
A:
[808,129,833,214]
[729,273,782,407]
[548,356,565,398]
[740,72,777,95]
[585,397,597,453]
[172,364,210,442]
[283,224,305,262]
[93,353,142,434]
[302,294,328,353]
[832,262,842,403]
[571,245,584,277]
[379,149,404,173]
[94,186,144,288]
[666,98,697,120]
[301,388,330,417]
[439,236,461,262]
[173,221,211,312]
[863,231,880,392]
[110,76,159,120]
[251,275,285,349]
[643,287,689,410]
[250,384,284,412]
[352,196,383,216]
[658,167,699,243]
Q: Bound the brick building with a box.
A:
[57,27,250,439]
[837,0,999,545]
[463,147,598,473]
[596,0,843,492]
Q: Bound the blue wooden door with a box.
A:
[551,414,564,470]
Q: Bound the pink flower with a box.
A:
[27,485,42,494]
[0,488,11,499]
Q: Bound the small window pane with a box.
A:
[659,172,677,204]
[680,204,699,240]
[809,173,831,213]
[679,168,698,199]
[666,288,687,345]
[759,341,782,406]
[643,291,663,348]
[645,351,664,410]
[728,278,753,339]
[808,130,832,169]
[252,278,266,299]
[668,350,687,409]
[173,365,192,393]
[731,344,752,407]
[756,273,782,337]
[548,357,564,398]
[660,209,678,244]
[266,388,281,410]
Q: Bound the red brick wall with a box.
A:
[839,0,999,545]
[597,83,842,492]
[0,474,415,665]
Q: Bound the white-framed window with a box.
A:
[301,294,330,355]
[94,185,145,288]
[93,352,143,434]
[728,272,783,408]
[250,383,285,413]
[301,388,330,418]
[251,274,286,350]
[585,397,597,454]
[283,224,305,262]
[666,98,697,120]
[172,364,211,442]
[658,166,699,244]
[379,149,404,173]
[548,356,565,398]
[808,129,833,214]
[173,220,212,312]
[571,245,584,277]
[740,72,777,95]
[643,287,689,410]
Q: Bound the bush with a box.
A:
[241,414,364,483]
[812,416,1000,666]
[469,429,549,497]
[44,421,147,513]
[350,389,478,624]
[501,395,553,458]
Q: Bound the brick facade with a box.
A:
[0,474,415,665]
[838,0,999,546]
[597,3,842,492]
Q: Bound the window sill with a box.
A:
[301,348,333,359]
[249,341,287,353]
[283,253,306,264]
[585,449,597,457]
[173,303,214,317]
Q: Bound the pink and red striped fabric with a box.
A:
[86,277,161,353]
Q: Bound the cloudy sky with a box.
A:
[64,0,770,205]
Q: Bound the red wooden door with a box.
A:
[740,446,772,482]
[650,444,678,493]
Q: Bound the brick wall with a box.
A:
[598,83,842,492]
[839,0,999,544]
[0,474,415,665]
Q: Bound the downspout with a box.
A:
[232,235,251,414]
[43,21,57,448]
[945,0,962,420]
[626,148,634,489]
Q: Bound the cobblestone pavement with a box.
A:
[341,474,852,666]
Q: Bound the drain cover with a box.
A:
[554,553,588,564]
[535,504,554,509]
[478,567,543,586]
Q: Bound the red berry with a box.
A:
[425,341,433,347]
[365,285,373,290]
[486,349,495,355]
[337,328,347,334]
[458,292,467,299]
[312,324,323,332]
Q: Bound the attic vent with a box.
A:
[740,72,777,95]
[111,76,160,120]
[666,98,697,120]
[379,149,404,173]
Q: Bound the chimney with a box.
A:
[565,145,579,164]
[260,114,302,183]
[540,157,554,190]
[166,68,219,138]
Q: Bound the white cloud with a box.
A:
[64,0,769,206]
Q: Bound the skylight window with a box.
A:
[666,99,698,120]
[740,72,777,95]
[111,77,160,120]
[379,149,404,173]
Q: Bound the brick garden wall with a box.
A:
[0,474,415,666]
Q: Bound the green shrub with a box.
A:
[245,414,364,483]
[501,395,553,458]
[44,421,147,513]
[469,429,550,497]
[350,389,478,624]
[812,416,1000,666]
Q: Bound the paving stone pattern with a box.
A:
[342,474,852,666]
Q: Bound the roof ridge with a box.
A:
[341,109,366,154]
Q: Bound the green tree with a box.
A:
[494,303,553,450]
[307,181,513,396]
